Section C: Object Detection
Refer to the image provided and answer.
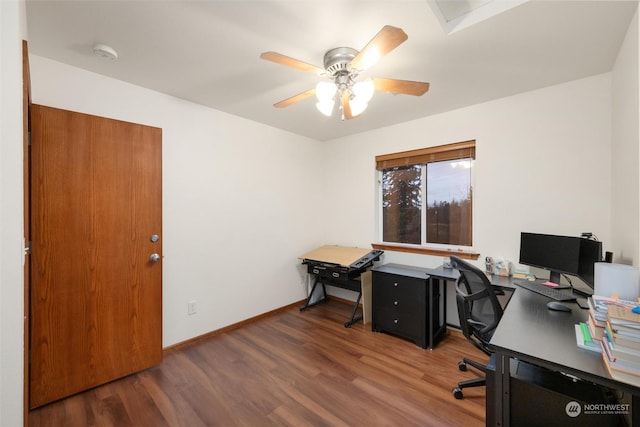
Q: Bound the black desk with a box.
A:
[490,285,640,426]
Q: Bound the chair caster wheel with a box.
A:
[452,387,463,399]
[458,361,467,371]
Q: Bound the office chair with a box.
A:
[450,256,504,400]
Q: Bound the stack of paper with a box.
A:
[600,302,640,387]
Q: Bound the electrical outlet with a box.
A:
[187,301,197,316]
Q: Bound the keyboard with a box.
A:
[514,280,577,301]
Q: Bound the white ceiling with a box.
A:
[25,0,638,141]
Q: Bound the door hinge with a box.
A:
[28,131,31,146]
[24,241,31,255]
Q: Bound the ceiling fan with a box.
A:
[260,25,430,120]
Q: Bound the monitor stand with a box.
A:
[548,271,571,290]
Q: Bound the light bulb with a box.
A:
[316,100,334,116]
[316,81,337,102]
[349,98,368,116]
[353,79,375,103]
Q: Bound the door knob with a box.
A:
[149,253,161,263]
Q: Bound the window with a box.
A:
[376,141,475,254]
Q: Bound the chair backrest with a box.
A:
[450,256,504,355]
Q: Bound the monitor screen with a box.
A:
[578,237,603,288]
[519,232,602,288]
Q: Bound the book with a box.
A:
[608,304,640,329]
[512,271,535,281]
[588,295,627,324]
[606,306,640,350]
[611,330,640,350]
[602,328,640,359]
[591,295,636,314]
[602,337,640,377]
[602,331,640,363]
[611,326,640,341]
[575,323,601,352]
[587,313,605,339]
[601,346,640,387]
[605,319,640,342]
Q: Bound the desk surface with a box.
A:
[372,263,431,280]
[299,245,372,267]
[426,265,459,281]
[491,283,640,394]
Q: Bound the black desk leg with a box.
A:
[427,277,447,350]
[299,277,328,311]
[428,277,434,349]
[442,278,447,337]
[344,291,363,328]
[490,351,508,427]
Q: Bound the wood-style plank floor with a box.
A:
[29,300,488,426]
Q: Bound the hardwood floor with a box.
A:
[29,300,489,426]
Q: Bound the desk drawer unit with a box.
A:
[372,264,439,349]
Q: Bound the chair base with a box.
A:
[452,357,488,400]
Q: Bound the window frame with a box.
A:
[373,140,480,260]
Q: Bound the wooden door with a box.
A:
[29,104,163,408]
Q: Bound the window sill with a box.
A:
[371,243,480,260]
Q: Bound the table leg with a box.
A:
[428,277,434,349]
[427,277,448,350]
[490,351,508,427]
[299,276,327,311]
[344,291,363,328]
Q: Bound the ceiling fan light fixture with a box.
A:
[316,99,334,116]
[261,25,428,120]
[316,81,337,102]
[353,79,375,103]
[349,98,368,117]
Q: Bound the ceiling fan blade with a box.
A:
[273,88,316,108]
[373,78,430,96]
[349,25,408,72]
[260,52,325,75]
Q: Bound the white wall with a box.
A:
[29,55,326,347]
[322,73,614,321]
[612,9,640,266]
[0,1,26,426]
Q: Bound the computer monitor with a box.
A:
[519,232,602,289]
[578,237,603,288]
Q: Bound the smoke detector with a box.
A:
[92,44,118,60]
